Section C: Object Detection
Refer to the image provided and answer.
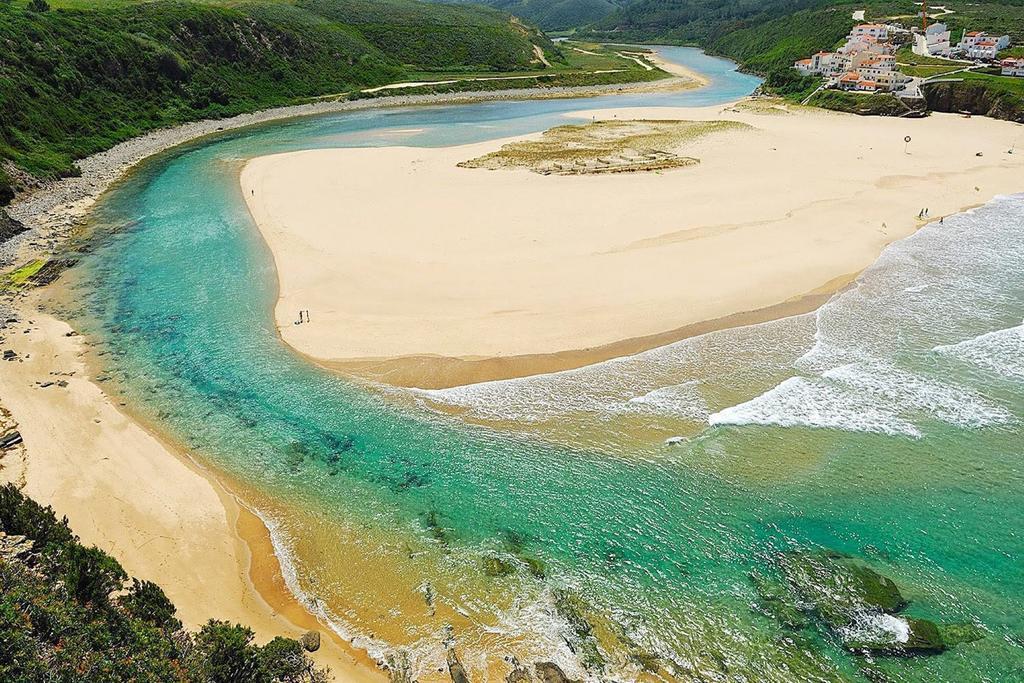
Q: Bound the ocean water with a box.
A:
[58,48,1024,681]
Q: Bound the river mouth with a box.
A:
[51,48,1024,682]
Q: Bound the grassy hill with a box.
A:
[439,0,625,30]
[0,0,558,205]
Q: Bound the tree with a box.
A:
[27,0,49,11]
[121,578,181,630]
[62,544,127,607]
[196,621,266,683]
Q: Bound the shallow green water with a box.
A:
[62,49,1024,681]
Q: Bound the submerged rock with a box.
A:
[505,663,531,683]
[753,550,961,658]
[845,616,945,656]
[482,556,516,577]
[938,622,986,647]
[778,551,906,628]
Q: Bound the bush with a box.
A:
[121,578,181,630]
[0,484,327,682]
[61,544,127,607]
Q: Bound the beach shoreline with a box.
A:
[0,52,707,682]
[0,291,386,682]
[241,103,1024,389]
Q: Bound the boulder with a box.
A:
[534,663,579,683]
[300,630,320,652]
[0,209,26,243]
[506,664,531,683]
[446,649,470,683]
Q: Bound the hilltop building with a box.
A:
[913,22,952,57]
[1001,58,1024,77]
[958,31,1011,60]
[793,24,910,93]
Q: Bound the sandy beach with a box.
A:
[0,297,385,683]
[241,101,1024,388]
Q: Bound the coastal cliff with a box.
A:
[922,80,1024,123]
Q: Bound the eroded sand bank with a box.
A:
[241,102,1024,388]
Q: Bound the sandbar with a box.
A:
[241,102,1024,388]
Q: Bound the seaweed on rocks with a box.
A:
[552,591,606,673]
[750,550,960,658]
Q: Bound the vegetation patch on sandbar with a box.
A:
[459,119,750,175]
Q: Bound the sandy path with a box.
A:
[241,102,1024,388]
[0,300,384,683]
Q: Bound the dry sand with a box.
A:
[0,299,384,683]
[241,102,1024,388]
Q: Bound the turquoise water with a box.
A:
[62,48,1024,681]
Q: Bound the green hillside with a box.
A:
[0,0,557,205]
[442,0,625,30]
[0,483,327,681]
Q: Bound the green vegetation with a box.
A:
[441,0,624,30]
[0,0,558,205]
[0,483,327,681]
[923,71,1024,120]
[807,89,912,115]
[0,260,45,292]
[459,119,747,174]
[376,40,667,95]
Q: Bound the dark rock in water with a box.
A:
[846,617,946,656]
[779,551,906,628]
[758,550,960,658]
[300,630,320,652]
[749,569,808,630]
[2,350,16,361]
[506,663,532,683]
[534,663,579,683]
[482,556,516,577]
[446,649,471,683]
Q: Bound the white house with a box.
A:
[1001,58,1024,77]
[793,51,851,77]
[959,31,1010,54]
[850,24,889,41]
[913,23,952,57]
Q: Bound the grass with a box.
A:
[459,119,749,175]
[400,41,658,85]
[958,70,1024,98]
[895,46,969,67]
[1,260,45,291]
[901,64,968,78]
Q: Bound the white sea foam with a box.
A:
[709,376,923,437]
[626,381,709,420]
[840,613,911,645]
[718,194,1024,438]
[710,360,1013,437]
[933,322,1024,382]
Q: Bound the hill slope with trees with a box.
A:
[0,0,555,205]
